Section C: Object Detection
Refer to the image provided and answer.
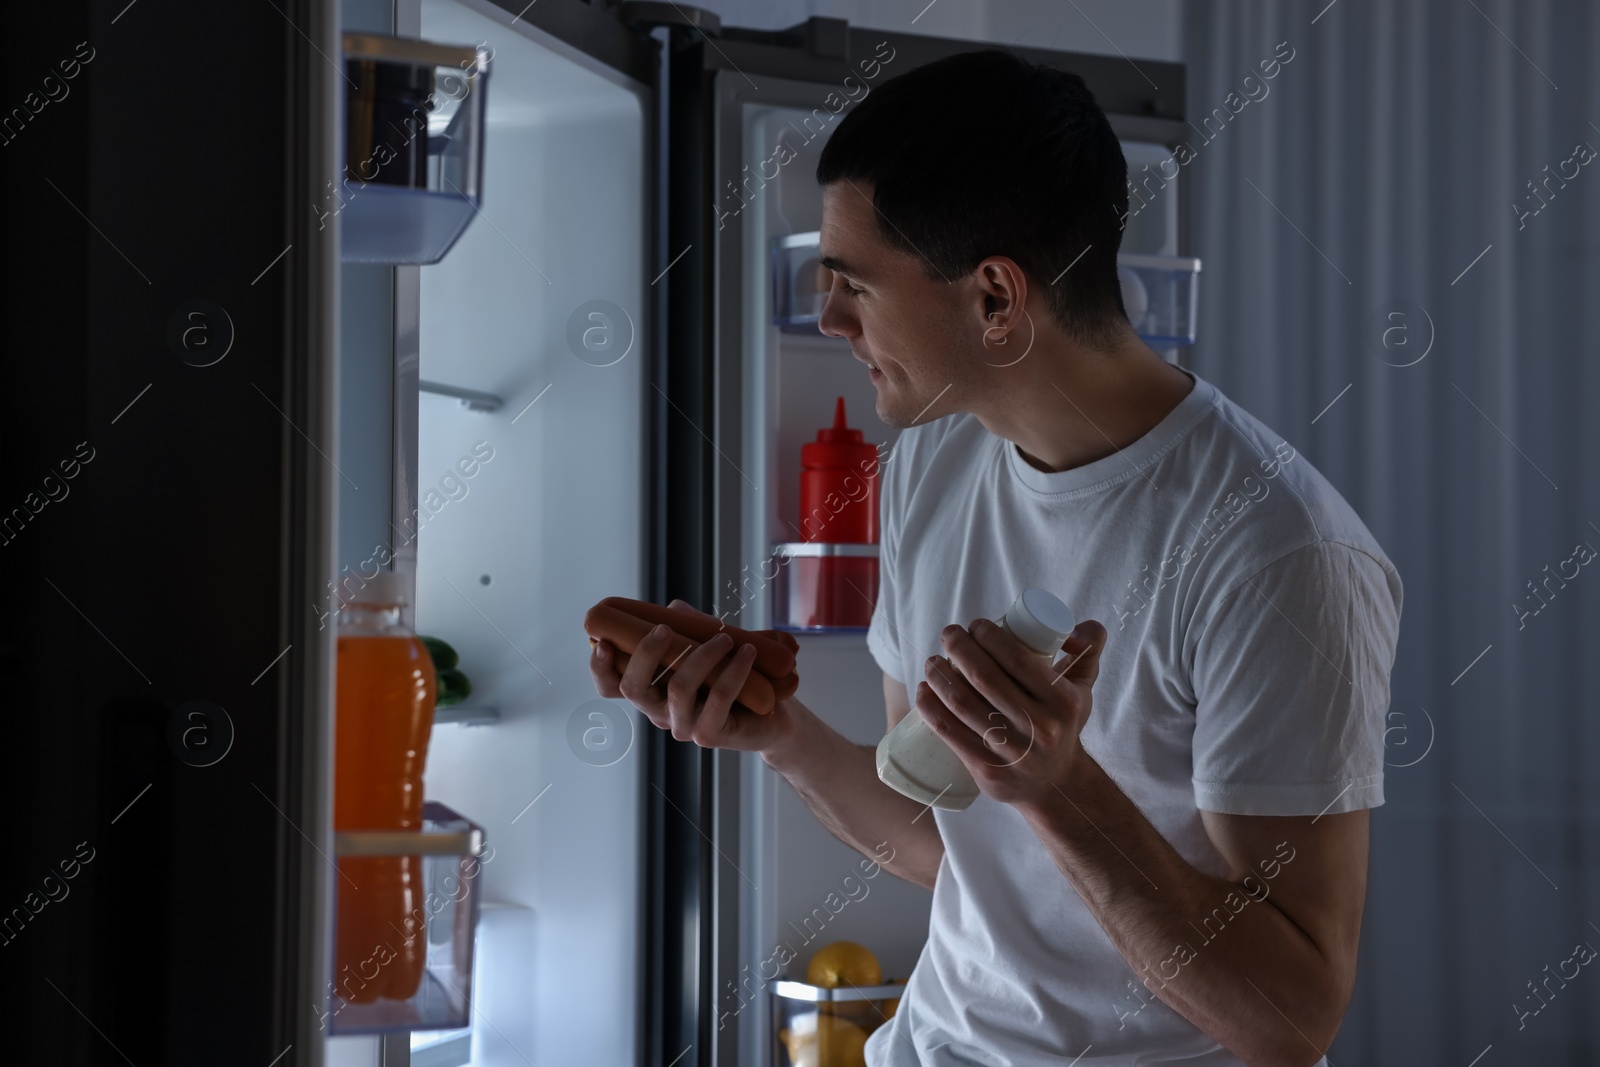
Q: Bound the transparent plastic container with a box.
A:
[769,542,879,632]
[339,33,490,265]
[772,978,908,1067]
[772,231,1202,348]
[1117,254,1201,346]
[771,231,831,331]
[327,801,488,1034]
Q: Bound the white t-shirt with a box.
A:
[862,367,1402,1067]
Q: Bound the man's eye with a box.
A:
[838,278,862,295]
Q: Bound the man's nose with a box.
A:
[817,287,855,339]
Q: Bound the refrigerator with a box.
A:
[0,2,1190,1065]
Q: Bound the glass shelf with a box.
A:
[434,703,499,727]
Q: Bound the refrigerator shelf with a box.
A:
[433,703,499,727]
[419,379,504,412]
[327,801,486,1036]
[772,979,906,1001]
[771,231,831,332]
[770,231,1202,346]
[1116,253,1201,347]
[339,33,490,265]
[771,978,909,1067]
[769,542,879,633]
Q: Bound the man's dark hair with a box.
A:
[816,48,1130,349]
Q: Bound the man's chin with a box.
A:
[873,399,916,430]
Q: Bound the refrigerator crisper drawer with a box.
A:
[327,801,487,1034]
[339,33,491,265]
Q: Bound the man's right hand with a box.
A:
[589,598,799,754]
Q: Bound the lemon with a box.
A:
[805,941,883,988]
[805,941,883,1026]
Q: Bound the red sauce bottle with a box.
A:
[797,397,879,628]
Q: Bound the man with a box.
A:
[590,48,1401,1066]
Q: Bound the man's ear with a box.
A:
[974,256,1028,331]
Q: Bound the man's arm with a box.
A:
[1014,755,1366,1067]
[914,613,1368,1065]
[590,596,941,888]
[761,671,945,890]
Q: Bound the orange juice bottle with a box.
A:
[333,570,437,1003]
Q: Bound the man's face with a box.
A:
[816,180,975,429]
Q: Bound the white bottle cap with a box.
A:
[1003,587,1076,655]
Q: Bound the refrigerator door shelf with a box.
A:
[770,541,879,633]
[771,979,909,1067]
[771,231,1202,347]
[772,979,909,1002]
[1117,253,1201,347]
[327,801,487,1035]
[339,33,490,264]
[771,231,832,332]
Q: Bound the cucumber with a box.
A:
[437,668,472,706]
[420,635,459,671]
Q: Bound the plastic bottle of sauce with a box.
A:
[333,569,437,1003]
[876,588,1075,811]
[798,396,879,628]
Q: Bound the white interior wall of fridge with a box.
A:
[735,100,929,1067]
[407,2,648,1065]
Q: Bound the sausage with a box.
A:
[761,628,801,655]
[596,596,796,680]
[602,646,778,716]
[586,604,779,715]
[585,597,803,714]
[595,644,799,711]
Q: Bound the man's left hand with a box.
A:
[915,617,1109,807]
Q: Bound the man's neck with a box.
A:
[973,336,1195,475]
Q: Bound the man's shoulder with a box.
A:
[1172,383,1399,595]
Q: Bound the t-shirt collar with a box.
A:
[1003,366,1216,497]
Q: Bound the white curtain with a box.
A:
[1183,0,1600,1061]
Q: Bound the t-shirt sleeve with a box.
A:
[1189,539,1402,816]
[865,444,903,684]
